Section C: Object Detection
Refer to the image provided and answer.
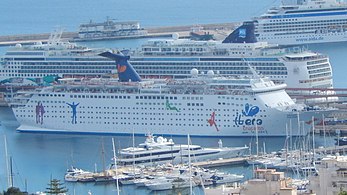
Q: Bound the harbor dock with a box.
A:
[0,23,237,46]
[192,157,247,168]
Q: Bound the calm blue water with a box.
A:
[0,0,344,194]
[0,0,279,36]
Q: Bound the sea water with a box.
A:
[0,0,345,194]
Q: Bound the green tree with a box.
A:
[339,188,347,195]
[45,179,68,195]
[3,187,26,195]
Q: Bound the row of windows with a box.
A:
[132,62,284,67]
[308,68,331,75]
[265,19,347,25]
[309,72,332,79]
[307,59,328,65]
[23,103,260,114]
[307,63,330,70]
[18,115,267,126]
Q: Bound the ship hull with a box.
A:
[12,92,334,137]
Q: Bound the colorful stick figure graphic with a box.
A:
[35,101,45,124]
[165,99,180,112]
[66,102,79,124]
[207,111,219,131]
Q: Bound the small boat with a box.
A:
[64,166,92,182]
[211,172,244,184]
[94,175,115,183]
[134,176,155,187]
[172,177,197,189]
[145,177,173,191]
[335,137,347,146]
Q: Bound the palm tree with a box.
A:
[45,179,68,195]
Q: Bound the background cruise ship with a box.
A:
[9,51,335,137]
[253,0,347,45]
[0,26,333,90]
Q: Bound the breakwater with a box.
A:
[0,22,237,46]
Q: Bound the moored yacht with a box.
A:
[118,135,248,166]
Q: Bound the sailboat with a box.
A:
[94,138,115,182]
[120,130,141,185]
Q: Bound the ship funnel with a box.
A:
[222,21,257,43]
[99,51,142,82]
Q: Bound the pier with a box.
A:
[315,145,347,155]
[192,157,247,168]
[0,23,237,46]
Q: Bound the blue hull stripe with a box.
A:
[271,11,347,19]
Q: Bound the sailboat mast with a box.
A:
[188,134,193,195]
[101,138,106,175]
[132,129,135,176]
[9,156,13,188]
[112,138,120,195]
[255,118,259,157]
[4,135,11,188]
[322,114,327,154]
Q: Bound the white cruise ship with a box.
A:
[118,135,248,166]
[9,51,336,137]
[0,27,333,89]
[253,0,347,45]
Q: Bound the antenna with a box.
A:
[48,28,63,46]
[243,58,261,79]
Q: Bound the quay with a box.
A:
[315,145,347,155]
[192,157,247,168]
[0,22,237,46]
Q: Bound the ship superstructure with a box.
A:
[0,25,333,89]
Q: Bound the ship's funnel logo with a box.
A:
[117,64,127,73]
[239,28,246,38]
[242,103,259,117]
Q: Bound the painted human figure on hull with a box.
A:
[35,101,45,124]
[66,102,79,124]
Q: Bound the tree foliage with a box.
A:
[3,187,27,195]
[45,179,68,195]
[339,187,347,195]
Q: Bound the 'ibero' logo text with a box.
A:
[234,103,262,127]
